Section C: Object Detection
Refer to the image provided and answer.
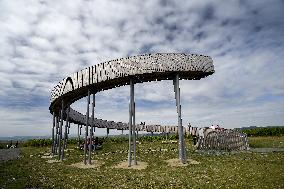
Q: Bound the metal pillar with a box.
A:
[88,93,95,164]
[128,79,135,167]
[173,74,187,163]
[51,112,55,155]
[77,124,80,148]
[58,100,64,160]
[136,130,139,139]
[55,116,59,154]
[61,106,69,161]
[84,89,90,165]
[66,121,70,148]
[133,102,137,165]
[128,103,132,166]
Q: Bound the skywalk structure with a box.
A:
[49,53,214,166]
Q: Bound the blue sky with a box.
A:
[0,0,284,137]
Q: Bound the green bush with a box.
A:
[18,133,192,147]
[243,127,284,137]
[22,138,80,147]
[22,139,52,147]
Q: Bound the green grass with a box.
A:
[0,137,284,188]
[248,136,284,148]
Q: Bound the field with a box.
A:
[1,136,284,189]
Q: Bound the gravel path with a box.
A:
[0,148,21,161]
[250,148,284,153]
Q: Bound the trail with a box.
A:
[0,148,20,161]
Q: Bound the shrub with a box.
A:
[243,127,284,137]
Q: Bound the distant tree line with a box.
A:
[241,127,284,137]
[2,133,188,148]
[22,138,79,147]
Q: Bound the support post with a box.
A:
[128,101,132,167]
[173,74,187,164]
[77,124,80,148]
[51,112,55,155]
[55,116,59,154]
[128,79,134,167]
[84,89,90,165]
[61,106,69,161]
[58,100,64,160]
[88,93,95,165]
[133,102,137,165]
[136,130,139,139]
[66,121,70,148]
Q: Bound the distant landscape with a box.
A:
[1,126,283,141]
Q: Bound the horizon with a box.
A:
[1,125,283,139]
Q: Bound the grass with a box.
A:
[0,137,284,188]
[248,136,284,148]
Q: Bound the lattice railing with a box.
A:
[196,129,249,151]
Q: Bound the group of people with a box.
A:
[80,137,102,151]
[6,140,18,149]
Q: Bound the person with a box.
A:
[192,134,197,145]
[15,141,18,148]
[94,137,99,150]
[198,128,204,148]
[87,137,92,150]
[7,140,12,149]
[191,127,198,146]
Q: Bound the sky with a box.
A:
[0,0,284,137]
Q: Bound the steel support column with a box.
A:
[128,103,132,166]
[51,112,55,155]
[77,124,80,148]
[173,74,187,163]
[61,106,69,161]
[84,89,90,165]
[88,93,95,164]
[128,79,134,167]
[66,121,70,148]
[133,101,137,165]
[58,100,64,160]
[55,116,59,154]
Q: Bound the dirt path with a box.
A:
[0,148,21,161]
[250,148,284,153]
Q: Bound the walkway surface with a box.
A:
[250,148,284,153]
[0,148,21,161]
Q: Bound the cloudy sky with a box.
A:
[0,0,283,137]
